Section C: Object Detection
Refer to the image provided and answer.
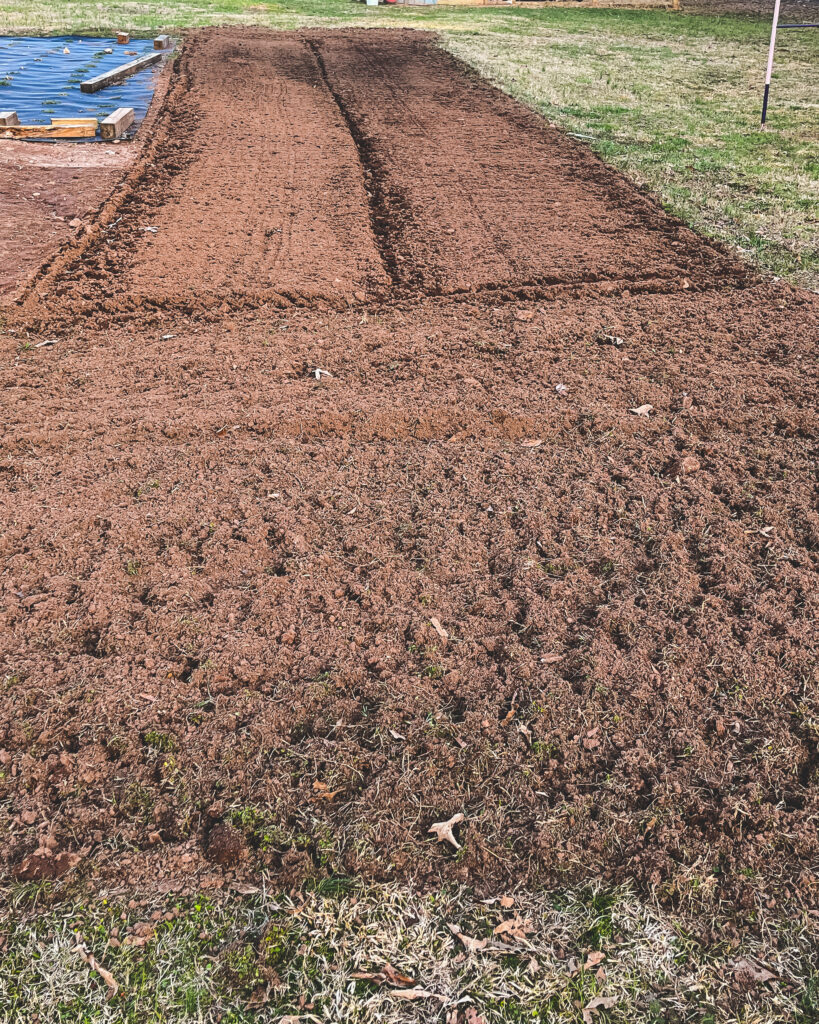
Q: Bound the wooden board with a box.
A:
[117,32,130,44]
[154,35,172,50]
[101,107,135,140]
[0,122,97,139]
[0,111,19,127]
[49,118,99,129]
[80,52,162,94]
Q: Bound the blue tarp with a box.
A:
[0,35,162,140]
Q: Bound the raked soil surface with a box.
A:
[1,29,817,922]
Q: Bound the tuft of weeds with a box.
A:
[142,729,177,753]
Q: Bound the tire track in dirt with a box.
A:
[305,37,403,290]
[311,30,747,297]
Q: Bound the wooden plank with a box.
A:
[0,123,97,139]
[49,117,99,129]
[0,111,19,126]
[100,106,135,140]
[117,32,130,44]
[80,52,162,94]
[154,35,172,50]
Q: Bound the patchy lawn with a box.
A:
[2,879,818,1023]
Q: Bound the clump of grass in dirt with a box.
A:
[1,879,817,1023]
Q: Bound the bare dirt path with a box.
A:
[1,29,817,921]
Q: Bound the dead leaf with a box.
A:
[733,958,778,984]
[389,729,406,741]
[493,914,534,941]
[583,995,617,1022]
[584,951,606,970]
[247,984,270,1008]
[232,882,261,895]
[389,987,444,1001]
[312,780,342,801]
[630,404,653,417]
[430,617,449,642]
[499,895,515,908]
[540,653,563,664]
[448,923,488,953]
[515,309,534,321]
[520,438,543,448]
[429,812,464,850]
[351,963,416,988]
[76,942,118,1000]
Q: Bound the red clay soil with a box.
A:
[0,142,134,301]
[312,32,742,296]
[1,29,818,920]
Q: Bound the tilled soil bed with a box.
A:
[1,28,817,922]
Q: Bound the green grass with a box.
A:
[2,879,818,1023]
[1,1,817,289]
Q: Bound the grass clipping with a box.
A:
[1,880,818,1022]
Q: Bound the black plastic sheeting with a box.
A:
[0,36,163,140]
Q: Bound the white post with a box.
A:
[761,0,782,124]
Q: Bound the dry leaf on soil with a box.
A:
[312,780,342,801]
[430,616,449,641]
[493,914,534,941]
[448,922,488,953]
[630,404,653,417]
[732,958,778,984]
[429,812,464,850]
[449,922,520,955]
